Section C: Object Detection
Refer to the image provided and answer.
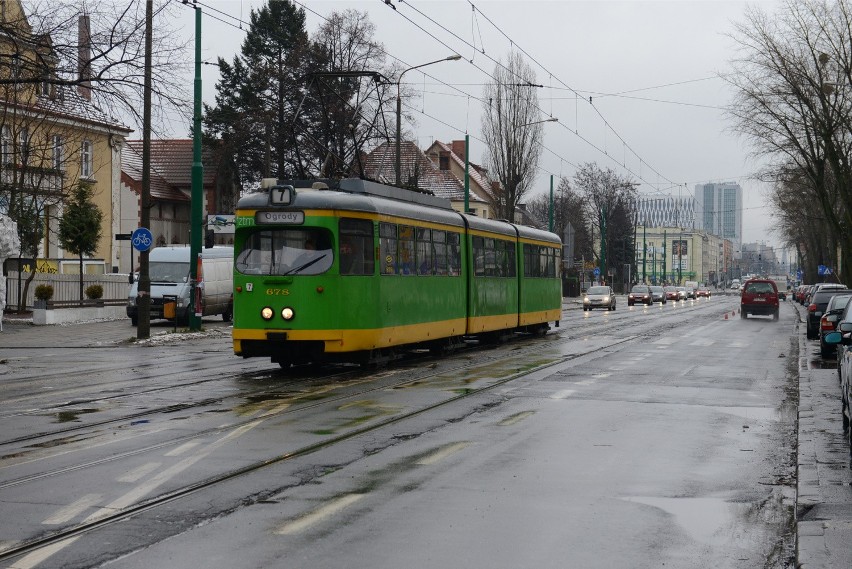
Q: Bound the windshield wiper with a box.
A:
[283,254,327,276]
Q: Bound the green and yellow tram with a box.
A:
[232,178,561,367]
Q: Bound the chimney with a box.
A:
[77,15,91,100]
[451,140,465,158]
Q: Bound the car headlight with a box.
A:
[583,297,590,303]
[261,307,274,321]
[602,296,610,302]
[281,307,295,321]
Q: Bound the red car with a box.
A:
[664,286,680,301]
[696,286,711,298]
[740,278,779,320]
[628,284,652,306]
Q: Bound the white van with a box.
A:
[127,246,233,326]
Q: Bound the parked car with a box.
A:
[819,293,852,358]
[649,285,667,304]
[807,287,850,339]
[696,286,711,298]
[740,278,780,320]
[627,285,652,306]
[822,304,852,428]
[663,286,680,301]
[583,285,616,311]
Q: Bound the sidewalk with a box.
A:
[796,324,852,568]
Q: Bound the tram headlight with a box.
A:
[261,306,274,321]
[281,307,295,321]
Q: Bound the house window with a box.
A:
[51,135,62,170]
[439,154,449,170]
[1,126,10,165]
[18,128,28,166]
[81,140,93,178]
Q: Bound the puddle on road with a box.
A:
[53,408,100,423]
[710,406,779,422]
[623,496,742,545]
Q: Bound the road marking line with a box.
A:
[164,441,202,456]
[42,494,101,525]
[551,389,576,399]
[275,493,364,535]
[592,373,611,378]
[259,402,291,417]
[417,442,470,465]
[117,462,161,483]
[7,536,80,569]
[498,411,536,426]
[574,379,596,386]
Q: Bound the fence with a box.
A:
[4,271,131,310]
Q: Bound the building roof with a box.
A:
[125,139,218,187]
[362,141,486,203]
[121,142,188,202]
[427,140,494,200]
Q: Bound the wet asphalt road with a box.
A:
[0,297,798,568]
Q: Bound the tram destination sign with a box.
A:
[255,210,305,225]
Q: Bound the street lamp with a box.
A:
[395,55,462,186]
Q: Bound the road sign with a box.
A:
[115,233,132,241]
[131,227,153,252]
[593,267,600,277]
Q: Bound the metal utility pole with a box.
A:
[642,223,647,283]
[136,0,153,340]
[189,5,203,332]
[599,206,607,283]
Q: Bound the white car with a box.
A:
[583,285,616,311]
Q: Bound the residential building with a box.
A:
[118,139,240,273]
[362,141,491,217]
[0,1,132,274]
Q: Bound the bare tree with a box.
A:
[481,51,544,220]
[1,1,190,131]
[306,9,394,178]
[728,0,852,283]
[573,163,637,280]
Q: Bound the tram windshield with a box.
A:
[236,229,333,276]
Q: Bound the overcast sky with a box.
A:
[174,0,782,248]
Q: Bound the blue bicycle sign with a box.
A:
[131,227,153,252]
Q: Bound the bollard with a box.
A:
[725,312,728,320]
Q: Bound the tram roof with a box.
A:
[237,178,464,227]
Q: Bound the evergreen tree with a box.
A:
[203,2,392,188]
[58,182,103,301]
[204,0,310,186]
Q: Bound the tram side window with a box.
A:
[473,236,486,277]
[379,222,397,275]
[524,244,541,278]
[448,232,461,276]
[397,225,415,275]
[339,218,374,276]
[416,227,433,275]
[433,230,447,275]
[501,240,517,277]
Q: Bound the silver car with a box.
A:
[583,285,616,311]
[649,285,667,304]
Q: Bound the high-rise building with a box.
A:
[694,182,743,251]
